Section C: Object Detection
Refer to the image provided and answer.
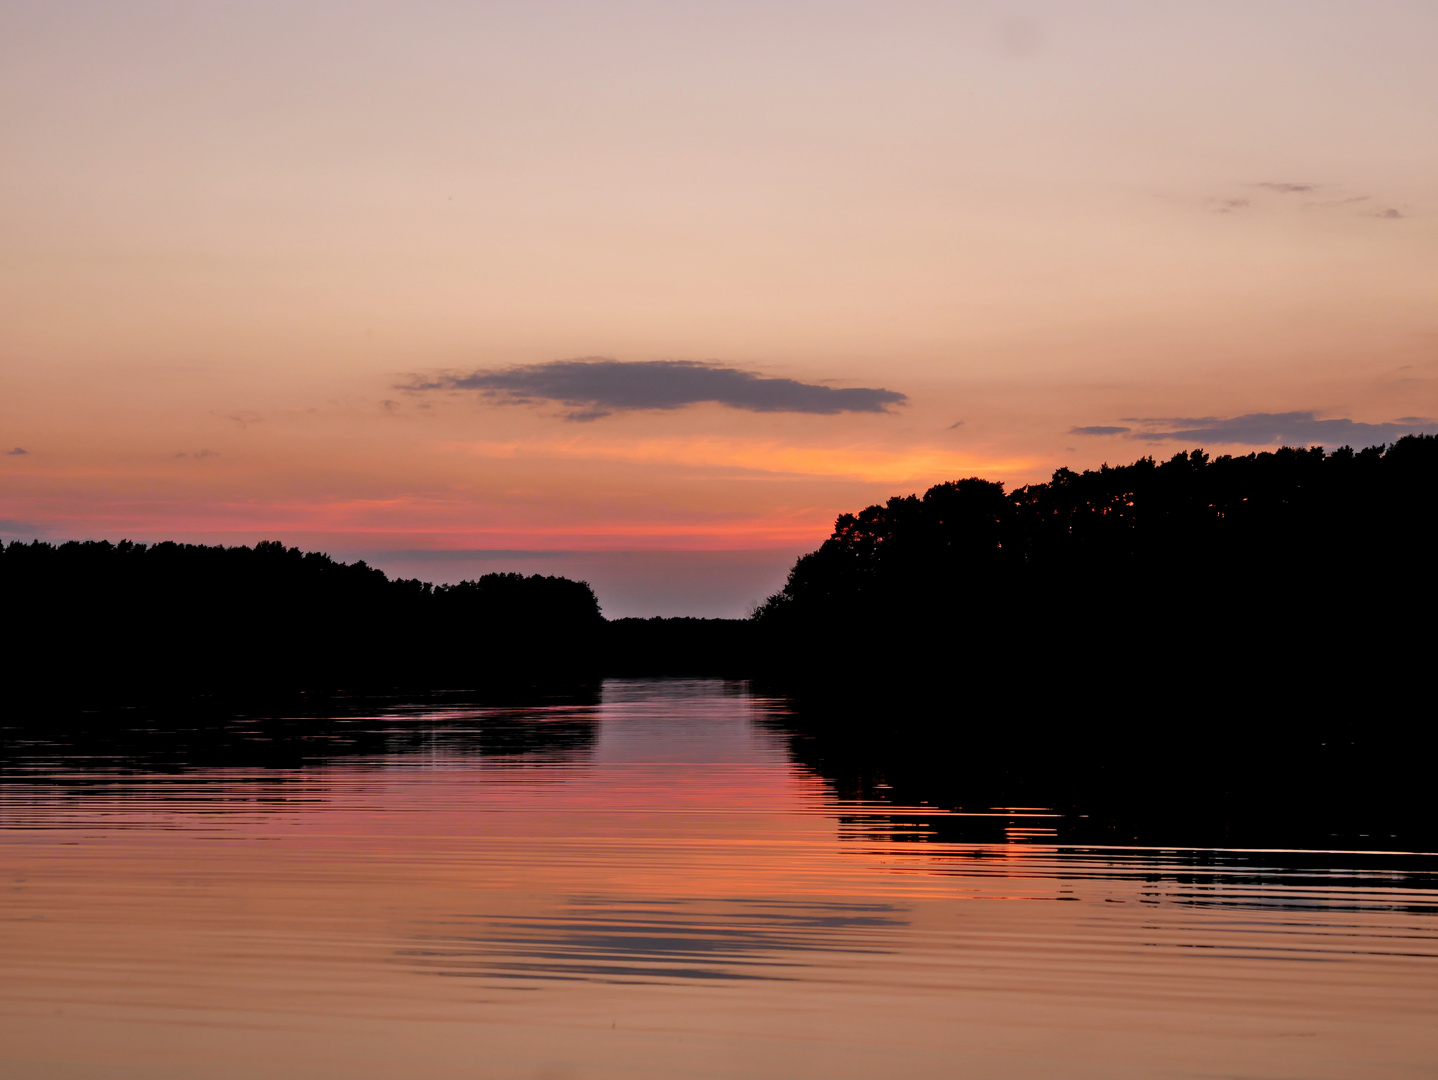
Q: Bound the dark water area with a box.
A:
[765,703,1438,855]
[3,680,1436,1079]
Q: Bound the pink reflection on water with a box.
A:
[2,680,1436,1079]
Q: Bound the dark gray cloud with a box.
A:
[6,447,27,455]
[947,420,965,430]
[1124,411,1438,448]
[401,358,906,421]
[1069,425,1131,436]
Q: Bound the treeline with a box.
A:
[5,436,1434,710]
[755,436,1437,712]
[606,617,753,676]
[1,540,605,702]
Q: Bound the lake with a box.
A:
[3,678,1436,1079]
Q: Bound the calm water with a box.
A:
[3,679,1436,1079]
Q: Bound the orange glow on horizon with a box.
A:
[444,435,1038,486]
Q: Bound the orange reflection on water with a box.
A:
[2,681,1437,1080]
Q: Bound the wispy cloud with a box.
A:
[401,358,906,421]
[174,449,220,459]
[1120,411,1438,448]
[1254,182,1317,194]
[1194,182,1413,221]
[0,519,44,539]
[1069,425,1131,436]
[216,410,263,428]
[6,447,27,456]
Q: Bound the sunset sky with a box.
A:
[2,1,1435,614]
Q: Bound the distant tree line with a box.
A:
[5,437,1433,710]
[755,436,1437,712]
[1,540,604,702]
[605,617,753,676]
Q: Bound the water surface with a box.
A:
[3,679,1436,1079]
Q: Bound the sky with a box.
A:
[2,1,1436,615]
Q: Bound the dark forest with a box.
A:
[4,436,1434,713]
[756,435,1436,714]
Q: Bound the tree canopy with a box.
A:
[755,437,1437,712]
[1,539,603,701]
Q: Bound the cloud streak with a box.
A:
[402,358,906,421]
[1200,182,1411,221]
[1123,411,1438,448]
[0,519,44,539]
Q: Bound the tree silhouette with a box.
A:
[756,436,1437,713]
[1,540,604,703]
